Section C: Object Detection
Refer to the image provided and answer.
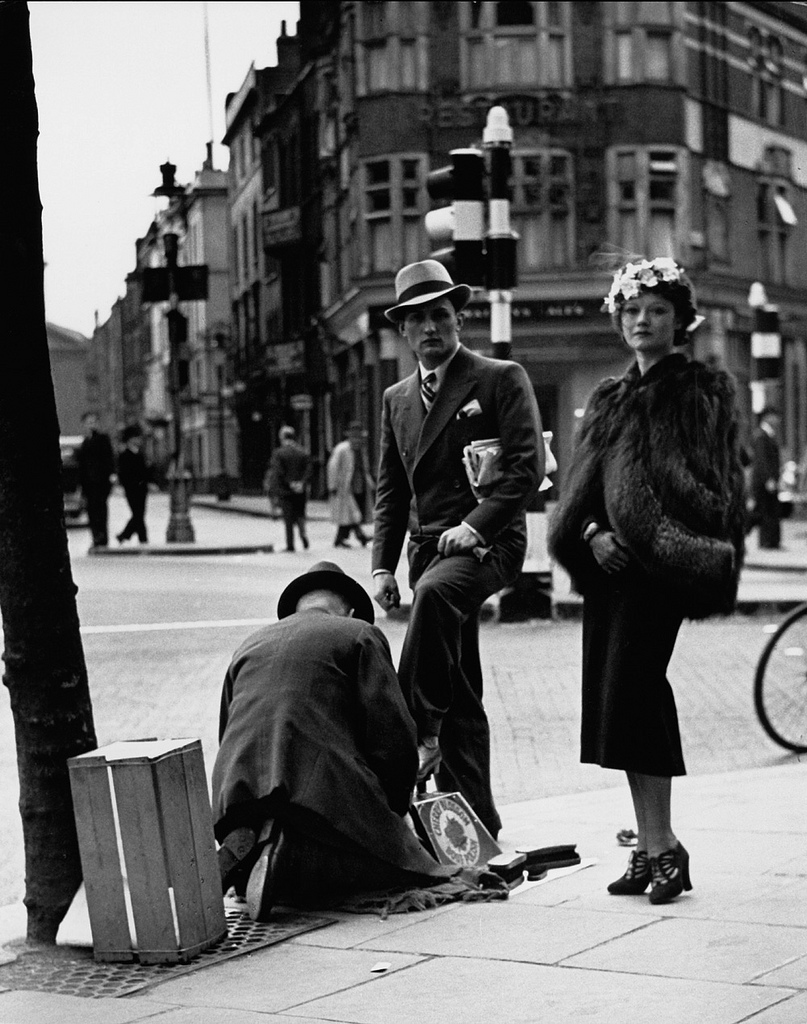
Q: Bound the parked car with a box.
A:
[60,434,86,522]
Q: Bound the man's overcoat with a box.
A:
[212,609,447,877]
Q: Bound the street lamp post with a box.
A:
[141,161,209,543]
[163,230,195,542]
[217,370,232,502]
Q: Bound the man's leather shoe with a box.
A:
[218,826,257,895]
[246,819,283,922]
[417,736,441,781]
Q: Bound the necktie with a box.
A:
[421,372,437,411]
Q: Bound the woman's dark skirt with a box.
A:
[581,567,686,777]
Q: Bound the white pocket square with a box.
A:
[457,399,482,419]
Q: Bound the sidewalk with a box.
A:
[92,491,807,615]
[0,761,804,1023]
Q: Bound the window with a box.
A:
[362,155,426,273]
[608,147,685,258]
[511,150,574,271]
[702,161,731,263]
[366,41,390,92]
[607,4,677,85]
[462,1,572,89]
[360,3,425,94]
[757,179,796,285]
[645,32,672,80]
[748,28,785,126]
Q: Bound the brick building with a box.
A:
[248,1,807,492]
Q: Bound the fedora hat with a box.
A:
[384,259,472,322]
[277,560,374,624]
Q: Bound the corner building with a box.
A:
[265,1,807,490]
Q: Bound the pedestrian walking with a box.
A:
[372,259,544,839]
[76,411,115,549]
[326,422,373,548]
[749,407,782,549]
[212,561,458,918]
[265,426,310,552]
[548,257,746,903]
[116,424,150,544]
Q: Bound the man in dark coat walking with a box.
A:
[372,260,544,839]
[116,425,150,544]
[751,408,782,550]
[76,411,115,549]
[212,560,456,919]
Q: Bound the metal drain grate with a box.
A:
[0,908,334,999]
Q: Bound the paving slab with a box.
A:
[130,943,425,1015]
[0,988,173,1023]
[562,916,807,984]
[288,904,458,950]
[739,993,807,1024]
[283,955,793,1024]
[354,900,654,965]
[755,956,807,990]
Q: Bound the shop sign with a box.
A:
[262,206,301,248]
[419,92,580,129]
[266,339,305,373]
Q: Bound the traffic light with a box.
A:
[425,148,485,286]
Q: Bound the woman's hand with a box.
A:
[589,530,630,574]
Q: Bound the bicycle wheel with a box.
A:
[754,604,807,753]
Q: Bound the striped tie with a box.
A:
[421,372,437,411]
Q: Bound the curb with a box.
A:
[88,543,275,557]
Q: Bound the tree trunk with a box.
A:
[0,1,97,944]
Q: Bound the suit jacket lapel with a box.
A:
[416,347,477,464]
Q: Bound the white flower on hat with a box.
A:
[603,258,685,313]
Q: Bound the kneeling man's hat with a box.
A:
[384,259,472,322]
[277,561,375,624]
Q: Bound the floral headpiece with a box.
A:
[603,257,685,314]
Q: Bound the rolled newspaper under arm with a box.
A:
[462,432,556,502]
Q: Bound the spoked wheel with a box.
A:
[754,604,807,753]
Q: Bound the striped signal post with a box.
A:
[483,106,552,620]
[748,281,781,415]
[483,106,517,361]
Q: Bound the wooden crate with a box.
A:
[68,738,226,964]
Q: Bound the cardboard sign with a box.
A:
[411,791,501,868]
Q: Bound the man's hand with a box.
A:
[374,571,401,611]
[589,531,630,574]
[437,522,479,558]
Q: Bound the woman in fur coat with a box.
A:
[548,258,746,904]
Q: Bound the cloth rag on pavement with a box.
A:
[337,870,509,920]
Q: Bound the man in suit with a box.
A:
[372,260,544,839]
[751,407,782,549]
[212,560,457,920]
[76,411,115,549]
[265,425,310,552]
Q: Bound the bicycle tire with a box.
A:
[754,603,807,753]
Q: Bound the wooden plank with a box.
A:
[153,746,210,952]
[111,759,177,962]
[179,742,227,945]
[68,761,133,961]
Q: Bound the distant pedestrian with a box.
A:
[76,411,115,549]
[265,426,310,552]
[326,422,373,548]
[750,408,782,550]
[116,425,150,544]
[549,257,746,904]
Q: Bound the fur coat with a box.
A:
[548,353,746,619]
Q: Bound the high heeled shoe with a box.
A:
[648,842,692,904]
[607,849,651,895]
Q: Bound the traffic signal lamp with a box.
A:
[426,148,485,287]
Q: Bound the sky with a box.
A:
[28,0,301,338]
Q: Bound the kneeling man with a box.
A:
[212,560,456,919]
